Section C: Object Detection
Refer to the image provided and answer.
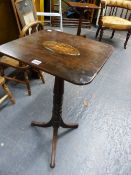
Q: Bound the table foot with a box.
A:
[50,127,58,168]
[31,120,52,128]
[60,120,78,129]
[77,34,86,38]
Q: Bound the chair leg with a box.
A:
[95,27,101,38]
[124,30,131,49]
[99,28,104,41]
[0,66,5,76]
[2,83,15,104]
[111,30,115,39]
[24,71,31,96]
[38,71,45,84]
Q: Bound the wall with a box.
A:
[0,0,19,44]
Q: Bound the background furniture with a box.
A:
[11,0,39,33]
[65,1,99,35]
[36,0,63,31]
[60,0,98,27]
[0,56,32,96]
[12,0,45,81]
[0,29,113,168]
[96,0,131,49]
[0,76,15,105]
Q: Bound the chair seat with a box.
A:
[0,76,5,85]
[101,16,131,30]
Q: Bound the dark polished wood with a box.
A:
[66,2,99,9]
[66,2,100,36]
[0,29,113,168]
[31,76,78,168]
[0,30,113,85]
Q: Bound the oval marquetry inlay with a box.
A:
[43,41,80,56]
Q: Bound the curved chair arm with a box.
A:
[100,0,131,9]
[20,21,44,37]
[0,56,29,70]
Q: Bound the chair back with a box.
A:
[102,0,131,20]
[11,0,38,32]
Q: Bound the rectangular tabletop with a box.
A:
[0,30,113,85]
[66,2,100,9]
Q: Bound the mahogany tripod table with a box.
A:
[0,30,113,168]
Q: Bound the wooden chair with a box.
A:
[0,76,15,105]
[96,0,131,49]
[0,56,33,96]
[11,0,39,32]
[0,0,45,96]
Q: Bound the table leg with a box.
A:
[77,10,87,37]
[77,10,83,36]
[31,76,78,168]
